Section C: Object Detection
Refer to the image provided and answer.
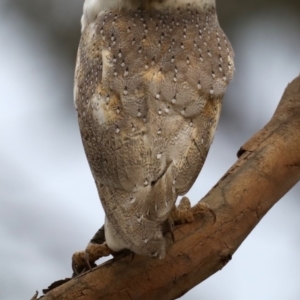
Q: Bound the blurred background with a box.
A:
[1,0,300,299]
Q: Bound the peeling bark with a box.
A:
[39,75,300,300]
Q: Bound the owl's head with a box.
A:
[81,0,216,32]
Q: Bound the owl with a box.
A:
[72,0,234,272]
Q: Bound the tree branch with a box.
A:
[40,75,300,300]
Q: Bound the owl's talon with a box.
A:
[170,197,194,224]
[72,241,112,276]
[84,251,92,270]
[171,197,216,224]
[191,202,216,223]
[72,260,79,275]
[177,196,192,210]
[72,250,89,276]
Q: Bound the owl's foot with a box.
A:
[72,241,112,276]
[171,196,216,224]
[72,226,112,276]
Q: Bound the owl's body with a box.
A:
[74,0,234,260]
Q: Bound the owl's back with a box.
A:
[74,4,234,257]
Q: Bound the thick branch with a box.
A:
[41,75,300,300]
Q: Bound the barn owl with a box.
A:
[72,0,234,272]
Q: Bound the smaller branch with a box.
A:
[40,75,300,300]
[30,291,38,300]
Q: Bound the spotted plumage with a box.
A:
[72,0,234,269]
